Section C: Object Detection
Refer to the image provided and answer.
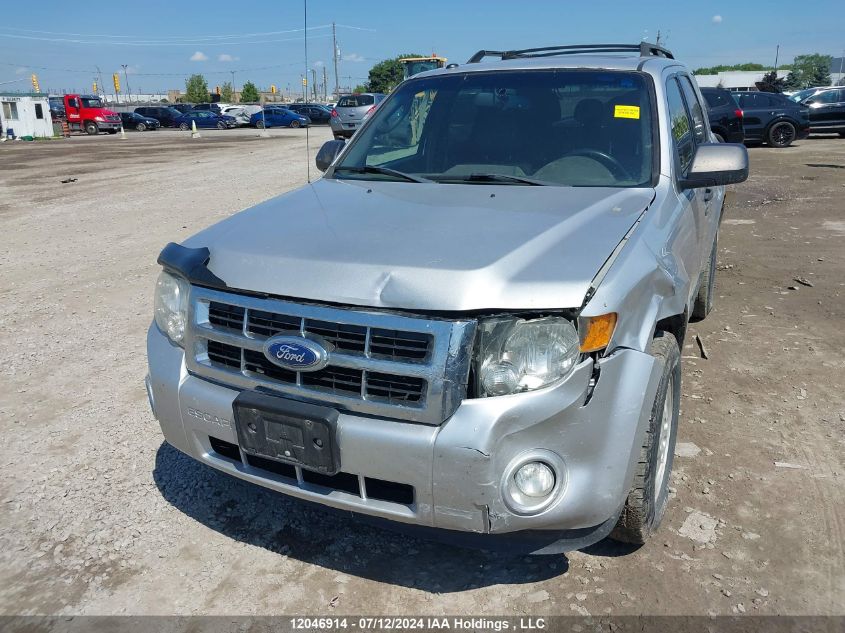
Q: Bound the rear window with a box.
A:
[338,94,375,107]
[703,90,730,108]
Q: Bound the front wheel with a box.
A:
[179,122,190,131]
[136,123,146,132]
[610,331,681,545]
[289,120,301,129]
[85,122,99,135]
[217,121,226,130]
[767,121,796,148]
[256,120,265,129]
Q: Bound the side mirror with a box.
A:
[315,139,345,172]
[680,143,749,189]
[803,98,816,105]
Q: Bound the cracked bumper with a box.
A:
[147,324,661,552]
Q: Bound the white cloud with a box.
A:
[712,15,723,24]
[190,51,208,62]
[15,66,27,75]
[218,54,239,62]
[343,53,365,62]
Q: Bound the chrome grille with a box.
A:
[187,287,476,424]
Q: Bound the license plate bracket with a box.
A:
[233,391,340,475]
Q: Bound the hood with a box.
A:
[185,179,654,312]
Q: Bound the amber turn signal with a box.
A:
[579,313,617,353]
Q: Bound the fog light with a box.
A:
[514,462,555,498]
[480,360,520,396]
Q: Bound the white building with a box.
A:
[694,70,790,91]
[0,93,53,138]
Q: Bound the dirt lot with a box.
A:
[0,128,843,618]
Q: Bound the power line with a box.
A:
[0,32,334,46]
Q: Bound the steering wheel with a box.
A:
[560,149,631,181]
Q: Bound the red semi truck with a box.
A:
[62,94,121,135]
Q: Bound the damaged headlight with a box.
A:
[475,316,580,397]
[154,271,189,345]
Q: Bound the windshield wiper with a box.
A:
[464,173,551,186]
[429,172,553,186]
[333,165,431,183]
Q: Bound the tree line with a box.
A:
[182,74,261,103]
[694,54,838,91]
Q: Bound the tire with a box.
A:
[179,122,190,131]
[289,120,301,129]
[107,129,117,134]
[256,120,265,129]
[136,123,146,132]
[217,122,226,130]
[838,132,845,138]
[610,331,681,545]
[713,133,725,143]
[85,122,99,135]
[692,232,718,320]
[767,121,796,148]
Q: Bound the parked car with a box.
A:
[119,111,160,131]
[699,87,744,143]
[134,106,184,128]
[147,42,748,554]
[173,110,237,130]
[192,103,224,114]
[329,93,386,139]
[250,107,309,129]
[799,87,845,137]
[48,96,66,118]
[731,91,810,148]
[219,106,251,126]
[286,103,332,124]
[170,104,195,115]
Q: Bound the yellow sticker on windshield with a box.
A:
[614,105,640,119]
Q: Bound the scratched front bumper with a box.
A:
[147,323,661,544]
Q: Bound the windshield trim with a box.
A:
[326,68,660,189]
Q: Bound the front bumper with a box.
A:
[97,120,122,130]
[146,324,661,553]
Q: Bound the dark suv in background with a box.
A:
[731,91,810,148]
[700,88,744,143]
[134,106,184,128]
[800,87,845,137]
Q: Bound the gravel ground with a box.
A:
[0,128,843,618]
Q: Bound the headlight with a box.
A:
[154,271,189,345]
[476,317,579,397]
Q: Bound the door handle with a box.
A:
[703,188,715,204]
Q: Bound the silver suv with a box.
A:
[329,92,385,139]
[147,43,748,553]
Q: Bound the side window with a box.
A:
[35,103,44,119]
[666,78,694,173]
[678,76,707,144]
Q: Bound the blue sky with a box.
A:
[2,0,843,95]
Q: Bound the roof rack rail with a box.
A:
[467,42,674,64]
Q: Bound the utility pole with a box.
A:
[95,66,105,99]
[311,69,318,101]
[230,70,236,102]
[332,22,340,99]
[655,30,662,46]
[323,66,328,101]
[121,64,132,103]
[774,44,780,71]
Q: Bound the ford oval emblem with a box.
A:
[263,336,329,372]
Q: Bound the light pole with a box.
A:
[230,70,236,102]
[121,64,132,103]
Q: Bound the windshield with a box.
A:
[333,70,655,187]
[788,88,816,103]
[81,97,103,108]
